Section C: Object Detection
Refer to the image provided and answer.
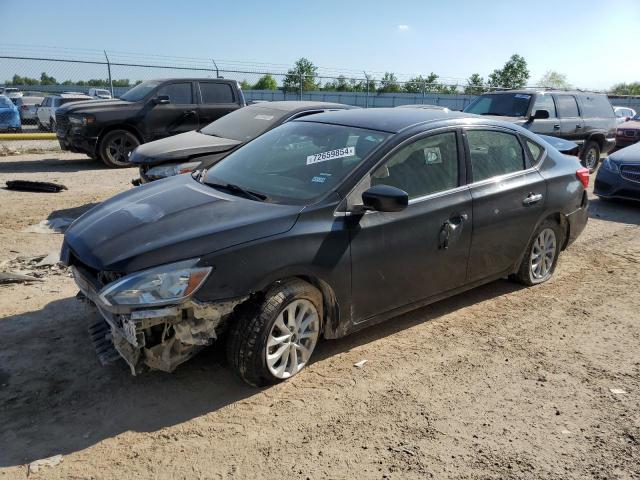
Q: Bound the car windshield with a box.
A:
[464,93,532,117]
[200,106,289,141]
[0,97,13,107]
[633,114,640,121]
[120,81,160,102]
[203,121,390,204]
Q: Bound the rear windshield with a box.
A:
[60,97,89,105]
[200,106,289,141]
[464,93,532,117]
[120,81,160,102]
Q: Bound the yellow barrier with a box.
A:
[0,133,57,140]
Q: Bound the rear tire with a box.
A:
[98,129,140,168]
[581,140,600,173]
[511,220,562,286]
[226,280,323,387]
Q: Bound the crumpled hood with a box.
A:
[64,174,303,272]
[129,130,241,166]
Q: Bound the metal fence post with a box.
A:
[104,50,113,97]
[363,72,369,108]
[299,73,303,100]
[421,79,426,104]
[211,59,219,78]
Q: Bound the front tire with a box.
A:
[512,220,562,286]
[226,280,323,387]
[581,140,600,173]
[98,129,140,168]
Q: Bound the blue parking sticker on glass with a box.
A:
[312,176,327,183]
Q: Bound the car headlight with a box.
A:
[146,161,201,180]
[616,129,624,136]
[98,258,212,307]
[68,114,95,126]
[602,157,620,173]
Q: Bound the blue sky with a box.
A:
[1,0,638,89]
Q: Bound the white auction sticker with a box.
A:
[306,146,355,165]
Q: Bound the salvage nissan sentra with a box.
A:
[61,108,589,386]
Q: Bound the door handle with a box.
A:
[523,193,543,206]
[185,110,197,116]
[553,124,560,130]
[439,213,468,250]
[576,124,582,129]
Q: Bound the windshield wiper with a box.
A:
[480,112,506,116]
[205,181,267,201]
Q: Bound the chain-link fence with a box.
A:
[2,46,639,134]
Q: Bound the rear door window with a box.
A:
[532,95,557,117]
[555,95,580,118]
[467,130,525,182]
[199,82,235,104]
[157,82,193,104]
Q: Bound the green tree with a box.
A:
[464,73,486,95]
[283,57,319,93]
[40,72,57,85]
[378,72,401,93]
[488,54,530,89]
[253,74,278,90]
[609,82,640,96]
[538,71,572,89]
[8,74,39,86]
[112,79,131,87]
[239,79,252,90]
[403,75,427,93]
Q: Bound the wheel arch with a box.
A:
[511,211,568,275]
[97,124,144,151]
[586,132,606,151]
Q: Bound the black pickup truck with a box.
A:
[55,78,245,167]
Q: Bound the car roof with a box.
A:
[483,89,605,97]
[145,78,238,84]
[56,93,93,99]
[247,101,356,112]
[294,107,472,133]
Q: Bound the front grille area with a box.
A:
[624,130,637,138]
[55,111,69,130]
[620,165,640,183]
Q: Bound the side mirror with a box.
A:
[361,185,408,212]
[530,109,550,120]
[154,95,170,105]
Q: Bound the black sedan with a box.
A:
[130,101,355,183]
[594,142,640,201]
[61,108,589,386]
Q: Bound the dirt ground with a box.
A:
[0,149,639,480]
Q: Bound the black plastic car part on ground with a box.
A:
[54,78,245,168]
[594,142,640,201]
[129,101,357,183]
[61,108,589,386]
[464,89,617,172]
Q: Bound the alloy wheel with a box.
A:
[105,133,136,166]
[266,299,319,379]
[584,147,598,170]
[530,228,557,282]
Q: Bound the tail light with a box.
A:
[576,167,589,188]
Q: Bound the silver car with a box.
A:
[15,96,44,124]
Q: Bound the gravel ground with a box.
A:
[0,151,639,479]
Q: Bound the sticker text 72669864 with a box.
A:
[306,146,355,165]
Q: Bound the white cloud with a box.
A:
[397,25,410,31]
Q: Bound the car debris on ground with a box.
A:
[28,454,63,474]
[0,252,65,285]
[23,218,74,234]
[5,180,67,193]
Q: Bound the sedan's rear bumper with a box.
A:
[565,201,588,248]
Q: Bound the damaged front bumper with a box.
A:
[73,266,246,374]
